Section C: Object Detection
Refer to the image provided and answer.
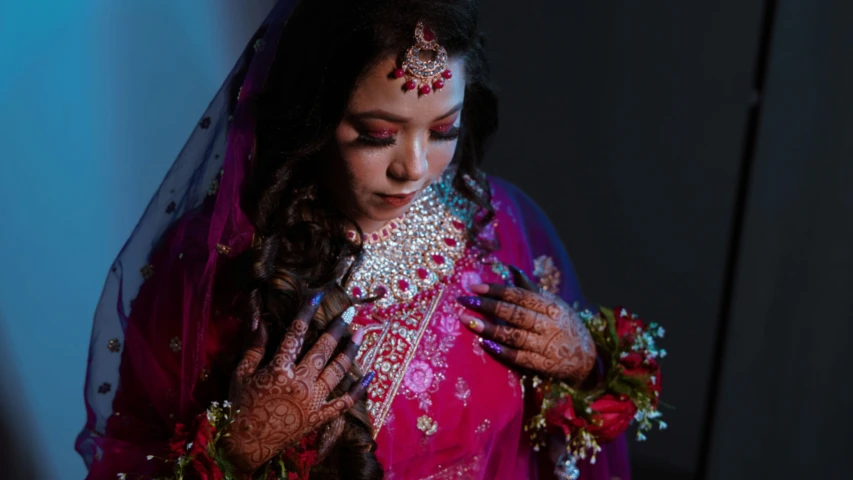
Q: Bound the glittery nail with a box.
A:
[341,306,356,325]
[361,371,376,388]
[456,296,481,309]
[482,339,502,354]
[310,292,323,306]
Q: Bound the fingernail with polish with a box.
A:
[361,371,376,388]
[352,326,365,345]
[467,284,489,294]
[482,339,502,354]
[310,292,324,306]
[341,306,356,325]
[460,314,484,333]
[457,296,481,309]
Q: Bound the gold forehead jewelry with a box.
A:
[393,20,453,96]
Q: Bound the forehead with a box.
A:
[347,55,466,121]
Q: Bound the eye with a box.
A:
[430,123,461,141]
[355,128,397,147]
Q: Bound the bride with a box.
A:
[77,0,634,478]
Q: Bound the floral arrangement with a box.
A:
[525,306,668,470]
[119,401,314,480]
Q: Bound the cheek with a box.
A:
[336,145,393,189]
[428,140,459,172]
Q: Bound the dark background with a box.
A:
[481,1,853,479]
[1,1,849,479]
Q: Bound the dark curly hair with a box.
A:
[239,0,498,477]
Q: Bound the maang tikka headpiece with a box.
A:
[393,20,453,95]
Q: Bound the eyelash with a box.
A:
[356,126,461,147]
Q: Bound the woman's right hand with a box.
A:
[221,292,371,473]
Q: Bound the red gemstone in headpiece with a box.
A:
[442,69,452,79]
[420,85,431,95]
[423,26,435,42]
[393,68,405,78]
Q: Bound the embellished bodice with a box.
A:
[343,184,471,309]
[340,182,534,479]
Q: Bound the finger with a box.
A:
[461,314,536,350]
[508,265,539,293]
[300,308,354,378]
[457,294,542,332]
[479,338,552,372]
[314,371,375,425]
[234,320,268,384]
[463,283,562,320]
[274,291,325,368]
[316,328,364,398]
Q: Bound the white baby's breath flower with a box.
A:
[211,401,219,408]
[223,400,232,408]
[187,442,193,451]
[146,455,154,460]
[636,432,647,442]
[117,474,127,480]
[658,421,668,430]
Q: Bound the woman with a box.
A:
[77,0,634,478]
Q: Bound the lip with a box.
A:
[377,191,418,207]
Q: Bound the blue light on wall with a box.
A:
[0,1,274,477]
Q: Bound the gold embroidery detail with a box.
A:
[207,169,223,196]
[359,288,444,436]
[533,255,561,293]
[417,415,438,436]
[455,377,470,407]
[215,243,232,255]
[199,368,210,382]
[107,338,121,353]
[140,264,154,280]
[169,337,182,353]
[475,419,491,434]
[421,456,482,480]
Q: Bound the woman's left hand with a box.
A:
[457,266,597,383]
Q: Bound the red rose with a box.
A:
[620,352,644,371]
[166,414,223,479]
[545,399,588,437]
[189,415,216,457]
[614,308,645,347]
[188,450,225,480]
[586,394,637,444]
[168,422,191,456]
[619,351,662,405]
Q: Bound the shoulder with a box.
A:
[487,175,553,228]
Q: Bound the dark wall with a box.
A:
[707,2,853,479]
[481,1,851,479]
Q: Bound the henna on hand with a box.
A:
[457,268,596,383]
[221,293,372,473]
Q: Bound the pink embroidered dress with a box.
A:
[343,178,630,479]
[76,2,631,478]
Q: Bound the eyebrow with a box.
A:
[349,101,464,124]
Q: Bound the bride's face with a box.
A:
[329,55,466,233]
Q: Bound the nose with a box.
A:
[388,135,428,183]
